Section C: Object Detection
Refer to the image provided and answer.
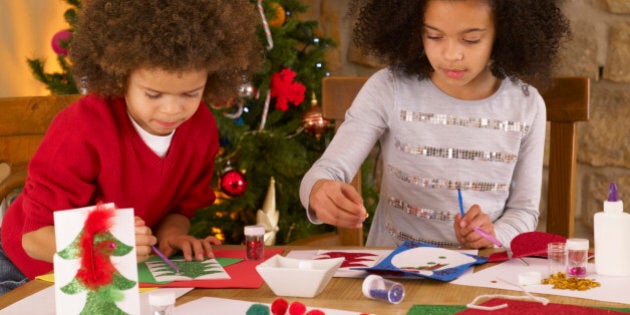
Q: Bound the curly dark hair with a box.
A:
[350,0,570,88]
[70,0,262,103]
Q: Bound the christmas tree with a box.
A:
[28,0,341,245]
[194,0,339,244]
[27,0,81,95]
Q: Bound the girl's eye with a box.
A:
[463,39,481,44]
[145,93,160,99]
[426,35,442,41]
[184,93,200,98]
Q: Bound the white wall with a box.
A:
[0,0,70,97]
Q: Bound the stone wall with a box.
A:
[302,0,630,240]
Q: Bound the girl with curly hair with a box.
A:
[300,0,570,249]
[0,0,261,294]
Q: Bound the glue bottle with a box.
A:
[594,182,630,276]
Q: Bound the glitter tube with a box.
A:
[244,225,265,260]
[362,275,405,304]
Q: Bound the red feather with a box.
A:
[76,203,116,289]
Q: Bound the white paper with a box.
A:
[0,286,192,315]
[176,296,363,315]
[452,257,630,305]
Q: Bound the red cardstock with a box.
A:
[139,248,284,289]
[488,231,567,263]
[457,298,627,314]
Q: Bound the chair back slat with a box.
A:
[543,77,590,238]
[0,94,80,201]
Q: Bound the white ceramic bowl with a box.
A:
[255,254,344,298]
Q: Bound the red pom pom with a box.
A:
[271,298,288,315]
[305,310,325,315]
[288,301,307,315]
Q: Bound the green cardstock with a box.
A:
[138,256,242,284]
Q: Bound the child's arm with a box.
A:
[155,213,221,261]
[308,179,367,229]
[22,219,159,263]
[22,226,56,263]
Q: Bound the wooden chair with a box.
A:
[0,95,80,203]
[292,76,589,246]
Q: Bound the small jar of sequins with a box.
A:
[362,274,405,304]
[566,238,589,277]
[244,225,265,260]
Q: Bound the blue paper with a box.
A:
[352,241,487,282]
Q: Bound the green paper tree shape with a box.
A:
[57,229,136,315]
[151,259,225,279]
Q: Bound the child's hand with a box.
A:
[453,204,495,249]
[159,234,222,262]
[135,216,157,263]
[309,179,367,229]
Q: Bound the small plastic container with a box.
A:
[518,271,542,286]
[566,238,589,277]
[362,274,405,304]
[148,291,175,315]
[244,225,265,260]
[547,241,567,276]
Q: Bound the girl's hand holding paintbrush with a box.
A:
[454,188,498,249]
[454,205,497,249]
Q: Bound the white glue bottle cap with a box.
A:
[566,238,589,251]
[244,225,265,236]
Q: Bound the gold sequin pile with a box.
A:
[542,272,601,291]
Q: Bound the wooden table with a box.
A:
[1,246,628,314]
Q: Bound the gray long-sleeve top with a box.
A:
[300,68,546,248]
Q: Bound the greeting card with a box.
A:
[353,240,487,281]
[53,203,140,314]
[138,256,240,284]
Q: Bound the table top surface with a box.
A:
[1,245,628,315]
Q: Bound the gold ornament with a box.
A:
[256,177,280,245]
[302,92,330,140]
[268,2,286,27]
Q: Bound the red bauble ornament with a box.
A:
[220,169,248,197]
[302,93,329,140]
[51,29,72,56]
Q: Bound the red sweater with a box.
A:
[1,95,218,279]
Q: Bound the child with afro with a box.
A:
[0,0,262,295]
[300,0,571,248]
